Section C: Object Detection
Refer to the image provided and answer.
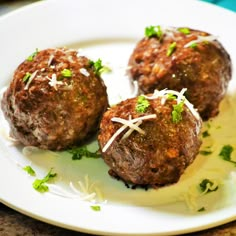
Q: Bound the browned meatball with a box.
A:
[128,26,232,120]
[98,89,202,187]
[1,48,108,150]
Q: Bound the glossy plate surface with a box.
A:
[0,0,236,235]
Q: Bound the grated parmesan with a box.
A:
[102,114,157,152]
[24,70,38,90]
[144,88,200,121]
[184,35,218,48]
[79,68,90,77]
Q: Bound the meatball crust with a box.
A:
[1,48,108,150]
[128,27,232,120]
[98,93,202,187]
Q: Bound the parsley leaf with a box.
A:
[145,25,163,39]
[178,27,190,35]
[27,48,39,61]
[68,146,101,160]
[61,69,72,78]
[89,59,109,76]
[202,130,210,138]
[23,165,36,176]
[167,42,177,56]
[32,168,57,193]
[219,145,235,164]
[135,95,150,113]
[22,72,31,82]
[172,101,184,123]
[90,205,101,211]
[199,179,218,194]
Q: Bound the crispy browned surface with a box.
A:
[128,28,232,120]
[1,48,108,150]
[98,96,202,186]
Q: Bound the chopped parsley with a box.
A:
[199,150,212,156]
[89,59,109,76]
[32,168,57,193]
[68,146,101,160]
[167,42,177,56]
[145,25,163,39]
[178,27,190,35]
[198,207,206,212]
[61,68,72,78]
[167,93,177,100]
[22,72,31,82]
[90,205,101,211]
[202,130,210,138]
[219,145,236,164]
[27,48,39,61]
[23,165,36,176]
[135,95,150,113]
[172,101,184,123]
[199,179,218,194]
[189,42,198,49]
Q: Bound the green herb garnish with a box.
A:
[198,207,206,212]
[178,27,190,35]
[172,101,184,123]
[135,95,150,113]
[167,93,177,100]
[145,25,163,39]
[189,42,198,49]
[202,130,210,138]
[61,68,72,78]
[32,168,57,193]
[199,150,212,156]
[219,145,236,164]
[27,48,39,61]
[199,179,218,194]
[68,146,101,160]
[167,42,177,56]
[22,72,31,82]
[90,205,101,211]
[89,59,109,76]
[23,165,36,176]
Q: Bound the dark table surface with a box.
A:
[0,0,236,235]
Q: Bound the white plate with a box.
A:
[0,0,236,235]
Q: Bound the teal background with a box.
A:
[201,0,236,12]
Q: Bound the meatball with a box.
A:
[98,89,202,187]
[128,26,232,120]
[1,48,108,150]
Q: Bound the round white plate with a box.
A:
[0,0,236,235]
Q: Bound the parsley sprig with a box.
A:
[145,25,163,39]
[135,95,150,113]
[89,59,110,76]
[27,48,39,61]
[172,101,184,123]
[67,146,101,160]
[219,145,236,165]
[199,179,218,194]
[23,165,36,176]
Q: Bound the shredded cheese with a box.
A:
[79,68,90,77]
[184,35,218,48]
[48,73,63,90]
[47,54,54,66]
[144,88,200,121]
[102,114,157,152]
[24,70,38,90]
